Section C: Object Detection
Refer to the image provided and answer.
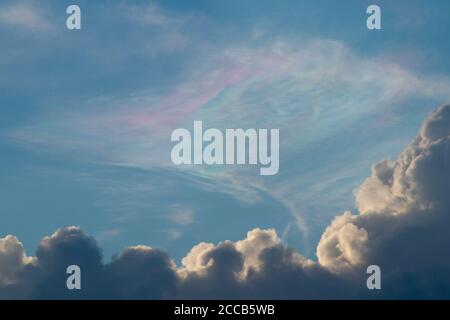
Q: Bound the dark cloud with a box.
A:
[1,228,178,299]
[106,246,178,299]
[1,105,450,299]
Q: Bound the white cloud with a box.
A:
[0,3,54,32]
[126,3,175,27]
[168,205,194,226]
[179,228,293,280]
[317,105,450,278]
[0,235,35,286]
[123,2,194,54]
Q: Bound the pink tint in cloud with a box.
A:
[79,44,302,138]
[84,61,262,135]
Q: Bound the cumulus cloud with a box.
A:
[317,104,450,297]
[179,228,283,280]
[0,236,34,287]
[1,105,450,299]
[0,227,178,299]
[355,104,450,216]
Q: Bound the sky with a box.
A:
[1,0,450,299]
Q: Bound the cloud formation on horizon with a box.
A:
[1,105,450,299]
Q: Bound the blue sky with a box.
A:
[1,0,450,263]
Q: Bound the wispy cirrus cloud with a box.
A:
[9,38,450,253]
[121,1,199,54]
[0,2,54,32]
[13,39,450,163]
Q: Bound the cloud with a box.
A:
[0,2,54,32]
[316,104,450,297]
[3,94,450,297]
[0,224,345,299]
[0,236,34,287]
[179,228,283,279]
[122,1,195,54]
[14,39,450,166]
[354,105,450,217]
[0,227,178,299]
[168,205,195,226]
[106,245,178,299]
[126,2,181,27]
[174,228,347,299]
[11,39,450,251]
[318,105,450,270]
